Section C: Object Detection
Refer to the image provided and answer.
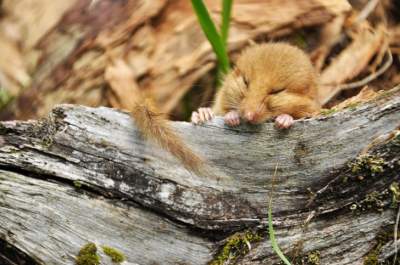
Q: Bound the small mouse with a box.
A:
[191,43,321,129]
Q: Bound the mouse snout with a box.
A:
[244,111,257,123]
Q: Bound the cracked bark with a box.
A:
[0,88,399,264]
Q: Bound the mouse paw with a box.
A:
[191,108,214,124]
[224,110,241,126]
[275,114,294,129]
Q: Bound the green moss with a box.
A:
[102,246,125,263]
[290,250,320,265]
[42,137,54,148]
[79,243,97,256]
[364,191,385,211]
[25,118,58,148]
[278,250,321,265]
[351,190,389,213]
[390,182,400,207]
[73,180,82,189]
[76,243,100,265]
[349,155,385,174]
[306,251,320,265]
[346,102,360,111]
[363,227,400,265]
[350,179,400,214]
[320,108,337,116]
[364,251,378,265]
[210,230,262,265]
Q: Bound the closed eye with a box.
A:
[233,68,249,88]
[270,87,285,94]
[243,76,249,87]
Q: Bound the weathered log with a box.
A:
[0,170,213,265]
[0,88,399,264]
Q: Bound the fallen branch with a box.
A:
[0,87,399,264]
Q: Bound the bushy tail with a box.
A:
[105,59,208,176]
[130,97,207,175]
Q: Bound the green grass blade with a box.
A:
[268,163,292,265]
[220,0,233,46]
[268,198,292,265]
[191,0,230,74]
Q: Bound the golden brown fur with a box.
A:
[106,43,320,175]
[105,60,206,176]
[131,97,206,175]
[213,43,321,123]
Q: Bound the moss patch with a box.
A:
[363,228,399,265]
[345,102,360,111]
[345,155,389,213]
[210,230,262,265]
[292,250,321,265]
[25,118,58,148]
[320,108,337,116]
[73,180,83,189]
[350,189,390,213]
[349,155,385,175]
[76,242,100,265]
[349,181,400,214]
[102,245,125,263]
[364,251,378,265]
[390,182,400,207]
[306,251,321,265]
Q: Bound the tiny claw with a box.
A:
[275,114,294,129]
[191,111,200,124]
[224,110,241,127]
[191,108,214,124]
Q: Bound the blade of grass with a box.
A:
[191,0,230,74]
[268,164,293,265]
[220,0,233,46]
[215,0,233,86]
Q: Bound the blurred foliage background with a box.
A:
[0,0,399,121]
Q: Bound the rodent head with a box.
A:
[237,76,282,124]
[239,88,272,124]
[225,43,318,124]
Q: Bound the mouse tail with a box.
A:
[105,59,211,177]
[130,96,209,176]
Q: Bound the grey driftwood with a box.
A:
[0,88,399,265]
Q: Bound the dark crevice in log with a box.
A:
[0,170,215,265]
[0,164,236,243]
[308,132,400,215]
[0,164,108,198]
[0,238,41,265]
[2,114,264,231]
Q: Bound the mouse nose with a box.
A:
[244,111,256,122]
